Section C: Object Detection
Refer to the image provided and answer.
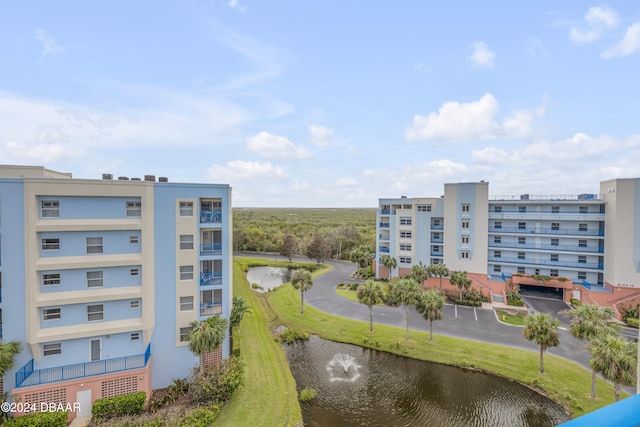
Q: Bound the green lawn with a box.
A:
[495,308,528,326]
[219,256,625,425]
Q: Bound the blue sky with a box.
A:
[1,1,639,207]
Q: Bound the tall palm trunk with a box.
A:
[429,320,433,340]
[369,306,374,332]
[614,383,621,402]
[539,345,544,374]
[200,353,205,376]
[405,305,410,340]
[591,368,597,398]
[300,289,305,314]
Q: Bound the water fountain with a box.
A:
[326,353,361,383]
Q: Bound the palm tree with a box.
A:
[416,290,446,340]
[565,304,620,398]
[411,261,429,286]
[0,340,22,377]
[427,263,449,293]
[291,269,314,314]
[357,280,384,332]
[396,278,423,340]
[522,313,560,374]
[589,333,637,401]
[229,296,252,352]
[380,255,397,280]
[185,314,228,376]
[450,270,471,300]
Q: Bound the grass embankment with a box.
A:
[222,256,623,424]
[495,308,528,326]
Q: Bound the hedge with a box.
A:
[92,391,146,422]
[4,411,67,427]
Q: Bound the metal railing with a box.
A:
[488,256,603,270]
[200,302,222,316]
[490,194,603,201]
[378,247,390,253]
[16,344,150,388]
[200,243,222,255]
[379,222,390,228]
[487,242,604,253]
[200,272,223,286]
[200,210,222,223]
[489,226,604,236]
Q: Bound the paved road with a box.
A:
[238,252,595,372]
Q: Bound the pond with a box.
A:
[284,336,569,427]
[245,266,291,293]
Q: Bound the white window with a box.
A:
[579,223,588,232]
[461,251,470,259]
[130,333,140,341]
[180,296,194,311]
[399,231,412,238]
[41,201,59,218]
[551,238,559,246]
[180,235,194,250]
[551,222,560,231]
[552,206,560,213]
[126,201,141,217]
[518,266,525,274]
[399,256,412,264]
[43,343,61,356]
[130,300,139,309]
[42,273,61,286]
[433,233,441,239]
[87,271,104,288]
[461,236,469,244]
[579,206,588,213]
[518,206,526,213]
[180,327,191,342]
[86,237,103,254]
[493,236,501,244]
[42,308,61,321]
[551,253,559,262]
[494,221,502,229]
[550,269,558,277]
[518,222,526,230]
[493,265,501,272]
[461,220,470,229]
[578,272,587,280]
[180,265,194,280]
[578,255,587,264]
[494,251,501,258]
[179,201,194,217]
[42,238,60,250]
[87,304,104,321]
[400,217,412,225]
[130,268,139,276]
[518,237,526,244]
[578,240,587,248]
[461,203,470,212]
[403,204,412,209]
[129,235,139,244]
[417,204,432,212]
[432,245,440,253]
[399,243,412,251]
[494,206,502,212]
[518,252,525,260]
[433,219,441,227]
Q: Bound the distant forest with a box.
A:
[233,208,376,260]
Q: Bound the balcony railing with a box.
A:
[487,242,604,253]
[431,224,443,231]
[488,256,603,270]
[200,210,222,224]
[16,344,150,388]
[200,272,223,286]
[378,247,390,254]
[430,251,443,257]
[489,208,603,214]
[489,226,603,236]
[200,243,222,256]
[379,222,390,228]
[200,302,222,316]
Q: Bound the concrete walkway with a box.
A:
[68,415,90,427]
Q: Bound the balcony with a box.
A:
[200,243,222,256]
[16,344,150,388]
[200,272,222,286]
[200,210,222,224]
[379,234,390,241]
[489,226,603,236]
[200,302,222,316]
[430,251,443,257]
[380,209,391,215]
[487,241,604,253]
[379,222,390,228]
[378,246,390,254]
[488,256,603,270]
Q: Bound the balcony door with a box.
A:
[90,338,102,361]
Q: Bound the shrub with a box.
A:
[569,298,582,307]
[557,277,568,282]
[384,282,401,306]
[4,411,67,427]
[506,291,525,307]
[148,378,188,412]
[180,404,222,427]
[299,388,318,402]
[620,303,640,320]
[189,357,244,404]
[625,317,639,328]
[454,299,482,307]
[280,327,310,343]
[92,392,146,422]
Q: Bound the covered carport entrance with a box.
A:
[518,284,565,300]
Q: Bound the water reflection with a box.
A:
[284,336,569,427]
[245,266,291,293]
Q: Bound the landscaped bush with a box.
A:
[4,411,67,427]
[189,357,244,404]
[148,378,189,412]
[384,282,401,306]
[620,303,640,321]
[287,263,321,272]
[280,327,310,343]
[570,298,582,307]
[354,265,374,278]
[180,404,222,427]
[506,291,525,307]
[625,317,639,328]
[464,289,489,303]
[454,299,482,307]
[92,392,146,422]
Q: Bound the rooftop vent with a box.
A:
[131,177,141,181]
[144,175,156,182]
[118,176,129,181]
[102,173,113,180]
[159,177,169,182]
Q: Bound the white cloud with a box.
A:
[5,140,73,162]
[602,22,640,58]
[309,124,333,147]
[570,6,619,44]
[228,0,247,13]
[406,94,544,142]
[35,29,64,56]
[468,42,495,68]
[208,160,286,181]
[246,131,312,160]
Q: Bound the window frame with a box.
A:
[179,265,194,281]
[41,200,60,218]
[130,268,139,276]
[578,223,588,232]
[86,237,103,254]
[179,327,191,342]
[42,308,61,321]
[550,253,559,262]
[130,300,140,309]
[87,304,104,322]
[578,255,587,264]
[399,256,412,264]
[180,296,194,312]
[399,230,412,239]
[130,333,140,341]
[42,273,61,287]
[129,235,139,244]
[179,201,194,217]
[43,343,62,357]
[179,234,194,250]
[461,219,470,229]
[87,271,104,288]
[126,201,142,217]
[461,250,470,259]
[41,238,60,251]
[461,203,470,213]
[461,235,469,244]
